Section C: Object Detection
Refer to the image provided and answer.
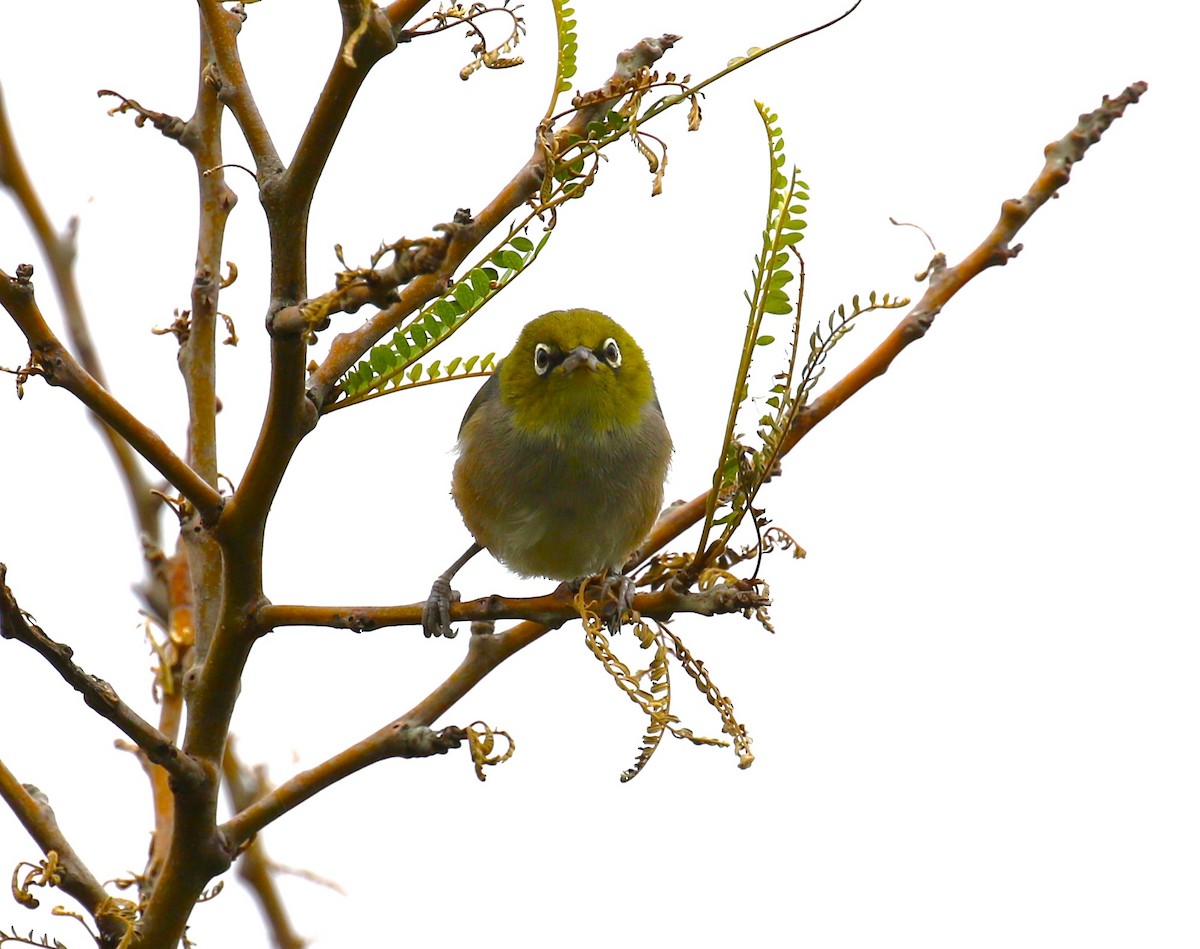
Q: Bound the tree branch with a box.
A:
[783,80,1148,451]
[270,2,397,245]
[0,759,128,947]
[257,581,769,632]
[216,76,1151,910]
[220,725,465,846]
[221,741,307,949]
[0,82,162,545]
[303,32,684,407]
[381,81,1156,732]
[0,564,203,789]
[0,267,226,525]
[195,0,281,179]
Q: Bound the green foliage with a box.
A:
[549,0,578,107]
[694,101,807,558]
[798,291,908,407]
[694,104,908,568]
[329,230,550,411]
[328,27,829,414]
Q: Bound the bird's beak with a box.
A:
[561,345,602,374]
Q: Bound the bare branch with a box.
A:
[273,2,397,242]
[196,0,282,178]
[783,81,1149,451]
[221,726,465,846]
[0,82,161,544]
[0,266,226,525]
[0,761,128,946]
[222,741,308,949]
[258,581,769,632]
[0,564,203,789]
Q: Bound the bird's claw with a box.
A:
[574,573,636,634]
[605,574,636,635]
[422,577,460,638]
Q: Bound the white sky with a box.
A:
[1,2,1197,946]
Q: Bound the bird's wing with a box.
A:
[457,361,504,438]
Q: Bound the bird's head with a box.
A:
[499,308,658,437]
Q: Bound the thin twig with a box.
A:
[0,82,161,544]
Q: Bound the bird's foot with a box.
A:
[572,573,637,635]
[422,576,461,638]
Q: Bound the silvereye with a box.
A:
[422,308,672,637]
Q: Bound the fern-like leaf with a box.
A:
[546,0,578,114]
[329,230,549,412]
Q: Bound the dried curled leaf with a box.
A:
[10,853,61,910]
[465,721,515,781]
[573,585,746,780]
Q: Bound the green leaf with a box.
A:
[756,335,775,346]
[408,363,422,382]
[510,235,534,253]
[763,294,792,315]
[411,325,429,347]
[370,346,392,373]
[470,269,491,296]
[492,249,523,270]
[423,313,444,339]
[452,283,477,309]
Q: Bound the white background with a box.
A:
[1,2,1196,946]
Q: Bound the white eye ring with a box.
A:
[601,337,621,368]
[534,343,553,376]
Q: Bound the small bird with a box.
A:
[422,308,673,637]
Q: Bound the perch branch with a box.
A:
[258,581,769,632]
[397,81,1152,728]
[224,78,1146,855]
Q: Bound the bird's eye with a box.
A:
[533,343,553,376]
[601,337,621,368]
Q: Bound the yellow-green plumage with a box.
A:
[452,308,672,581]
